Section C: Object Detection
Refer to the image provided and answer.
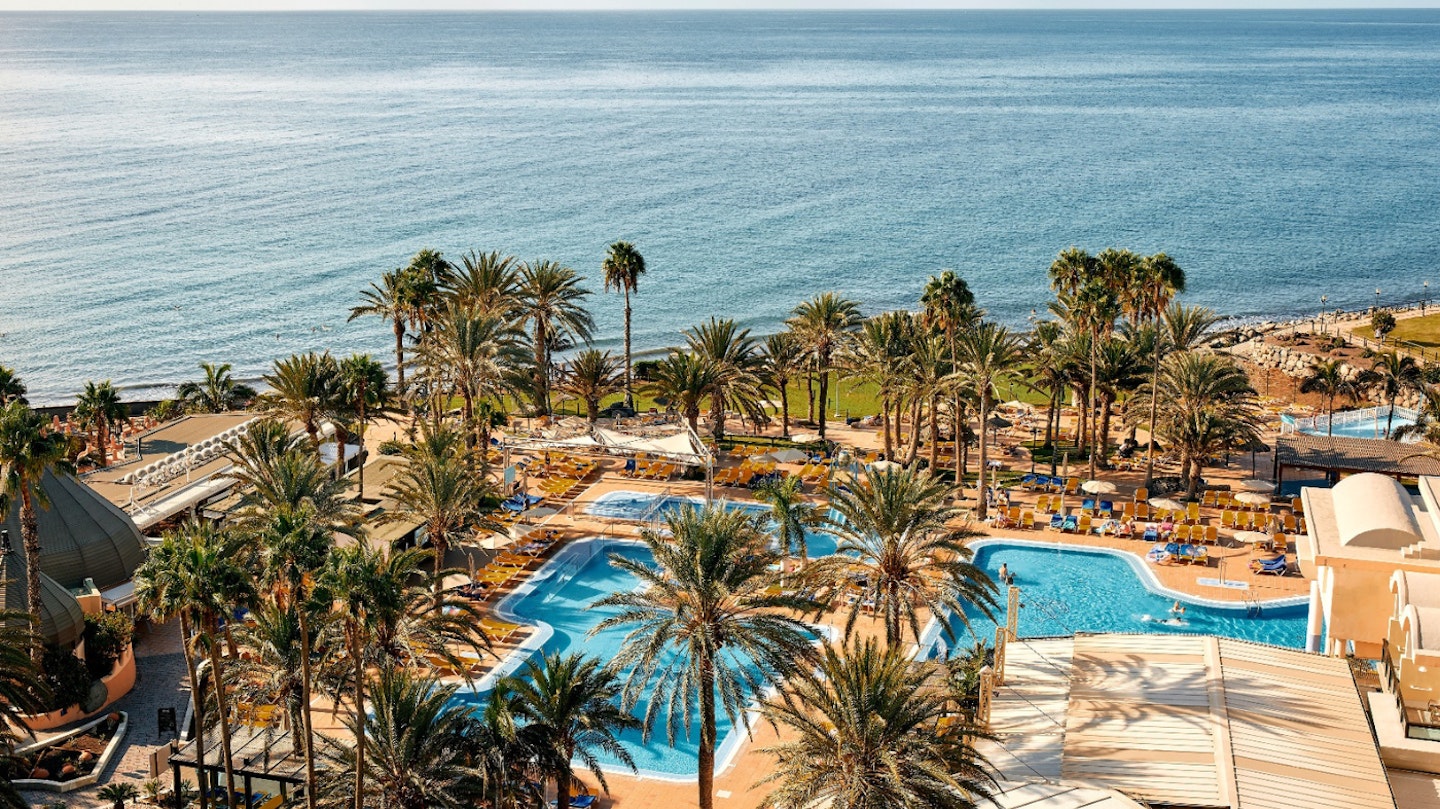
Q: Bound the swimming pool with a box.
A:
[1282,406,1418,440]
[924,539,1309,655]
[452,538,780,779]
[586,490,841,557]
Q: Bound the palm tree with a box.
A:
[321,667,486,809]
[1136,352,1263,500]
[593,505,819,809]
[224,420,360,536]
[0,366,26,405]
[843,312,916,462]
[73,379,127,468]
[500,651,640,809]
[384,427,493,593]
[789,293,862,440]
[555,349,624,424]
[1361,350,1425,438]
[1119,253,1186,486]
[517,260,595,415]
[337,354,394,499]
[955,322,1023,520]
[416,302,528,452]
[642,351,718,435]
[810,467,995,646]
[177,362,257,414]
[754,474,822,563]
[685,316,762,440]
[449,250,520,315]
[0,400,74,648]
[1394,387,1440,444]
[757,638,994,809]
[1027,320,1067,461]
[1300,359,1361,437]
[135,521,254,806]
[922,271,978,486]
[259,352,340,448]
[0,610,46,809]
[758,332,804,439]
[349,269,415,395]
[602,241,646,408]
[224,602,321,769]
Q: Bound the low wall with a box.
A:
[19,646,136,733]
[11,711,129,793]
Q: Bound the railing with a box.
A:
[1279,405,1418,436]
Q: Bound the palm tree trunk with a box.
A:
[297,608,318,809]
[778,375,791,439]
[928,392,940,470]
[698,658,718,809]
[1088,340,1099,481]
[357,397,368,501]
[1388,395,1397,438]
[20,489,42,662]
[393,322,406,396]
[205,618,239,805]
[1098,397,1113,470]
[880,396,893,460]
[977,398,990,521]
[180,610,210,809]
[556,765,572,809]
[432,535,448,601]
[352,629,365,809]
[1328,393,1335,437]
[623,288,634,409]
[817,369,830,439]
[806,373,815,423]
[99,420,110,468]
[1144,344,1161,486]
[953,393,963,493]
[904,399,922,464]
[534,321,549,416]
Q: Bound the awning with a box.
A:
[100,580,137,609]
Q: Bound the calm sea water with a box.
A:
[3,10,1439,404]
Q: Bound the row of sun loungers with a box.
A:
[622,459,678,479]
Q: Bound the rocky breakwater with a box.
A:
[1226,339,1426,410]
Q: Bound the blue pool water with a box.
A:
[587,490,840,557]
[451,541,770,777]
[1282,410,1417,440]
[941,542,1308,652]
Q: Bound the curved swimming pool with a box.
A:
[934,539,1309,652]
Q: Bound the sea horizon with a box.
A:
[3,8,1438,405]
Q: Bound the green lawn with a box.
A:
[1353,312,1440,348]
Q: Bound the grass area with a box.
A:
[1353,312,1440,348]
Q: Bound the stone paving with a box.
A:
[20,619,190,808]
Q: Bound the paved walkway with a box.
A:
[20,619,190,808]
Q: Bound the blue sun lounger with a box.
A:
[1048,513,1065,530]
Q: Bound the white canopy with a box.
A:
[506,424,712,466]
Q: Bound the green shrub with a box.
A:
[377,439,406,456]
[39,644,93,712]
[83,612,134,680]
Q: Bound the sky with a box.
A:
[2,0,1438,10]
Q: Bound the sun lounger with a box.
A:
[1081,498,1096,514]
[1180,544,1208,565]
[1251,555,1288,576]
[1142,525,1159,542]
[1048,513,1064,531]
[1061,514,1079,533]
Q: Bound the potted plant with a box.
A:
[99,782,141,808]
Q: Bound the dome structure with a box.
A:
[0,470,147,646]
[1332,472,1423,550]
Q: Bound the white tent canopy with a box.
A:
[504,423,713,467]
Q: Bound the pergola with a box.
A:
[1273,433,1440,486]
[501,418,717,499]
[168,725,308,806]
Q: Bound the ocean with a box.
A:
[1,10,1438,405]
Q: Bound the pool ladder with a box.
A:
[1243,593,1263,618]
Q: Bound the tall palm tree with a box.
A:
[758,332,804,439]
[593,505,819,809]
[178,362,258,414]
[642,351,719,436]
[224,420,360,537]
[0,366,26,405]
[500,651,640,809]
[135,521,253,806]
[955,322,1023,520]
[259,352,340,448]
[843,313,916,462]
[349,269,416,395]
[73,379,127,468]
[602,241,646,408]
[0,400,74,647]
[1119,253,1186,486]
[753,474,822,563]
[1027,320,1067,462]
[517,260,595,415]
[1135,352,1263,500]
[0,610,45,809]
[1361,350,1425,438]
[224,602,321,766]
[384,427,494,594]
[685,316,762,440]
[321,667,487,809]
[810,467,995,646]
[337,354,395,499]
[417,302,529,453]
[757,638,994,809]
[790,293,862,440]
[1299,359,1361,437]
[555,349,625,424]
[449,250,521,316]
[1160,302,1221,354]
[922,271,978,486]
[1394,386,1440,444]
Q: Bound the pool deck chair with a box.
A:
[1048,513,1065,531]
[1251,555,1289,576]
[1061,514,1079,533]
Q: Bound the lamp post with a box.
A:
[1425,281,1430,317]
[1376,288,1382,312]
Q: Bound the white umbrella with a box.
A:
[868,459,902,473]
[1234,530,1275,550]
[1238,479,1277,493]
[792,433,820,443]
[762,448,809,464]
[1149,497,1184,512]
[1081,479,1118,495]
[1234,492,1271,506]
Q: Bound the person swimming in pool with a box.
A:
[1171,600,1186,616]
[998,563,1014,586]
